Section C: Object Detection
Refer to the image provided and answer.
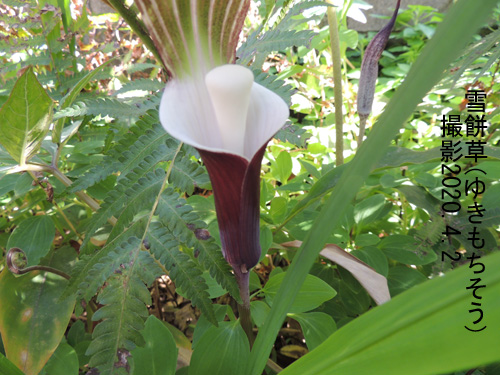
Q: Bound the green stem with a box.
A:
[106,0,163,66]
[11,163,117,226]
[327,1,344,166]
[358,114,368,148]
[234,266,255,347]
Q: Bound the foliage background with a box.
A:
[0,0,499,374]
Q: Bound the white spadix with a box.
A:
[205,65,254,155]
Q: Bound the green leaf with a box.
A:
[351,247,388,277]
[263,273,336,314]
[353,194,387,225]
[387,265,427,297]
[270,196,288,223]
[378,234,437,266]
[52,58,115,144]
[86,238,154,373]
[147,222,217,325]
[40,342,79,375]
[7,216,55,266]
[0,67,53,165]
[250,301,271,328]
[274,151,293,183]
[279,251,500,375]
[130,316,177,375]
[248,2,499,373]
[189,321,250,375]
[0,270,75,375]
[0,352,24,375]
[289,312,336,351]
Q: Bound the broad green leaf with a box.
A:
[0,353,24,375]
[262,272,336,314]
[378,234,437,266]
[250,301,271,328]
[387,265,427,297]
[354,234,380,247]
[13,172,33,197]
[0,269,75,375]
[279,251,500,375]
[189,321,250,375]
[6,216,55,266]
[481,182,500,210]
[274,151,293,183]
[131,315,177,375]
[351,247,388,277]
[248,2,499,373]
[270,196,288,223]
[353,194,387,225]
[192,305,227,349]
[0,67,53,165]
[40,342,78,375]
[289,312,337,351]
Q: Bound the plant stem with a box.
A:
[327,0,344,166]
[12,163,117,226]
[233,266,255,347]
[358,113,368,148]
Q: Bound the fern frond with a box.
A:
[86,237,156,374]
[414,218,446,245]
[113,78,164,96]
[147,222,217,324]
[53,98,149,119]
[124,62,162,74]
[237,1,323,66]
[81,169,166,252]
[155,188,239,299]
[155,188,207,247]
[63,217,148,300]
[70,111,175,192]
[241,29,315,66]
[253,70,294,106]
[275,121,311,147]
[169,152,211,195]
[194,237,241,302]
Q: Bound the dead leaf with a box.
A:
[282,241,391,305]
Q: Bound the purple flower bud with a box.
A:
[357,0,401,117]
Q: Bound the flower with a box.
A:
[135,0,289,273]
[357,0,400,118]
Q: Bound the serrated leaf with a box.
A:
[0,67,53,164]
[53,98,144,119]
[81,169,166,252]
[70,112,175,193]
[147,222,217,325]
[53,59,116,143]
[86,237,153,374]
[63,218,147,301]
[169,154,210,195]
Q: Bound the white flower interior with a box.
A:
[159,64,289,160]
[205,65,253,155]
